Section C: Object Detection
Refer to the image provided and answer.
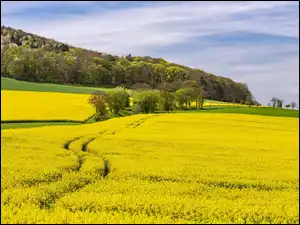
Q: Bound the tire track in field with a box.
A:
[37,115,158,210]
[10,115,157,192]
[64,131,107,172]
[82,114,160,179]
[38,130,111,209]
[127,114,159,128]
[11,132,106,190]
[36,131,109,210]
[80,131,111,178]
[5,116,157,209]
[63,136,84,150]
[77,115,160,180]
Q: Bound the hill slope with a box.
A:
[1,25,254,103]
[1,77,111,94]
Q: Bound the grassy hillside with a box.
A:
[183,107,299,118]
[2,113,298,223]
[1,121,81,130]
[1,77,112,94]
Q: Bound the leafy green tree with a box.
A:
[181,80,205,108]
[152,64,167,84]
[165,66,187,82]
[182,80,200,90]
[88,91,109,121]
[270,97,279,108]
[159,91,175,111]
[107,88,130,114]
[184,87,197,107]
[252,99,260,107]
[175,88,196,109]
[133,90,160,113]
[156,82,176,111]
[290,102,297,109]
[245,95,254,107]
[277,99,283,108]
[171,81,184,91]
[197,94,205,108]
[156,82,175,92]
[174,89,186,109]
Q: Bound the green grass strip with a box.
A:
[1,122,81,130]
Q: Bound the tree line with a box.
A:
[89,80,210,121]
[1,25,256,104]
[268,97,298,109]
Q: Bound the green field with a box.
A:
[1,122,82,130]
[1,77,113,94]
[177,107,299,118]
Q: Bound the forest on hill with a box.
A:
[1,25,255,104]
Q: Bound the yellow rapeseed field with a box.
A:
[203,101,246,107]
[1,113,299,224]
[1,90,94,121]
[1,90,247,123]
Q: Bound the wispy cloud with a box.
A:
[1,1,299,104]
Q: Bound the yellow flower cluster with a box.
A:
[1,90,94,121]
[1,113,299,223]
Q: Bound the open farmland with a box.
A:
[0,78,252,130]
[1,78,242,107]
[1,113,298,224]
[181,107,299,118]
[1,85,298,131]
[1,90,94,122]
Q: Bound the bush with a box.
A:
[107,88,130,114]
[133,90,160,113]
[88,91,108,121]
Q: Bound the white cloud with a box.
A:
[2,1,298,52]
[162,43,298,104]
[1,1,299,105]
[1,1,95,14]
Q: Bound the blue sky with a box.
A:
[1,1,299,105]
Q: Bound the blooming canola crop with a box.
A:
[1,113,299,223]
[1,90,94,121]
